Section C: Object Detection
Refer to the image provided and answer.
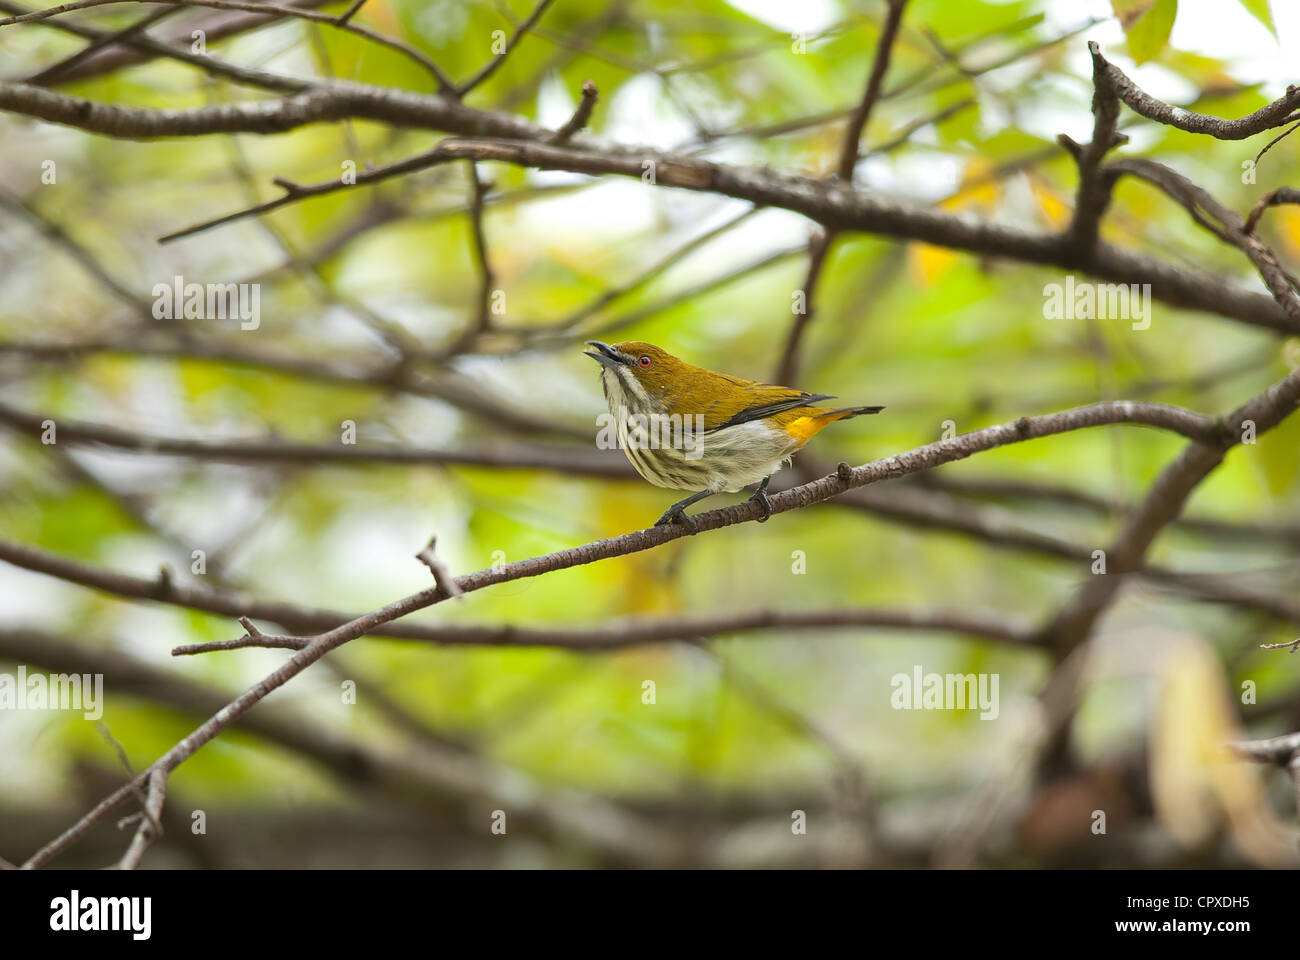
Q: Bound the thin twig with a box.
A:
[547,79,599,144]
[457,0,556,96]
[160,143,459,243]
[1244,187,1300,235]
[773,229,834,385]
[116,769,167,870]
[24,5,177,84]
[415,536,464,601]
[0,0,456,91]
[836,0,908,183]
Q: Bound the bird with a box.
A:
[585,340,884,529]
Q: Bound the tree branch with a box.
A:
[0,0,457,91]
[1244,187,1300,235]
[457,0,556,96]
[1,80,1294,332]
[15,395,1248,866]
[1091,42,1300,140]
[0,398,622,473]
[1,626,670,866]
[836,0,908,183]
[773,228,834,385]
[0,0,309,92]
[1061,40,1126,260]
[115,768,167,870]
[1106,157,1300,322]
[546,78,598,145]
[25,6,178,86]
[173,604,1037,655]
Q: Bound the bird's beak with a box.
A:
[584,341,629,368]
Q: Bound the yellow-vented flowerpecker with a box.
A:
[585,341,884,529]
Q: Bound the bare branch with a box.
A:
[1090,41,1300,140]
[1041,361,1300,655]
[547,78,599,145]
[836,0,908,182]
[0,336,587,439]
[1244,187,1300,235]
[774,229,834,385]
[0,190,156,323]
[0,0,457,91]
[1259,637,1300,652]
[1252,119,1300,169]
[334,0,365,24]
[0,398,623,473]
[1061,40,1127,259]
[0,0,308,91]
[116,769,166,870]
[19,382,1279,869]
[159,142,459,243]
[1107,157,1300,322]
[175,605,1037,655]
[913,473,1300,546]
[3,626,670,866]
[415,536,464,602]
[0,81,1294,333]
[25,6,177,85]
[464,162,495,347]
[457,0,556,96]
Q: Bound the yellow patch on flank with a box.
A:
[784,415,833,443]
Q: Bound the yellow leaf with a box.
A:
[907,159,999,284]
[1030,177,1070,230]
[1150,637,1295,866]
[1273,205,1300,261]
[599,496,680,614]
[907,243,958,286]
[358,0,398,32]
[942,158,1000,214]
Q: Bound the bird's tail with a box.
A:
[813,404,885,421]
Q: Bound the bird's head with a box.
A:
[584,340,690,408]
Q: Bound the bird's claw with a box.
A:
[748,485,772,522]
[654,507,698,531]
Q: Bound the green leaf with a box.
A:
[1235,0,1277,39]
[1113,0,1178,64]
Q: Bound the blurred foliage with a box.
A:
[0,0,1298,866]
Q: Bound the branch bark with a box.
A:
[836,0,908,182]
[0,79,1294,333]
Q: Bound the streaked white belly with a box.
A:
[600,366,802,492]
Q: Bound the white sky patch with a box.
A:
[536,71,582,132]
[603,72,698,148]
[726,0,839,35]
[1171,0,1293,94]
[1054,0,1292,95]
[515,177,659,237]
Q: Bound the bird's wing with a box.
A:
[707,389,836,430]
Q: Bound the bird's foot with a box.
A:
[654,505,698,531]
[747,481,773,522]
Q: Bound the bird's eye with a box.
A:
[638,355,652,368]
